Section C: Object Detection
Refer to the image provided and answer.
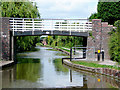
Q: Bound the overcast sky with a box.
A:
[34,0,98,19]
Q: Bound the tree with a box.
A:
[97,2,120,25]
[89,13,98,20]
[89,2,120,25]
[109,20,120,62]
[1,1,40,52]
[1,1,40,18]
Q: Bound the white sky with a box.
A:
[34,0,98,19]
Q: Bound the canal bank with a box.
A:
[62,59,120,80]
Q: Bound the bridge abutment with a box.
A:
[87,19,113,60]
[0,17,10,60]
[0,17,16,61]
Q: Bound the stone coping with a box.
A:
[62,59,120,79]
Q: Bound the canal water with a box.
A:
[1,46,120,88]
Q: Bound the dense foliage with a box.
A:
[89,2,120,25]
[109,20,120,62]
[1,1,40,52]
[16,36,40,52]
[89,13,98,20]
[45,35,83,48]
[1,1,40,18]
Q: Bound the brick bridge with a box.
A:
[0,17,113,62]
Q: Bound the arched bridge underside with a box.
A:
[10,18,92,37]
[0,17,113,61]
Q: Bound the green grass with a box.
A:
[46,49,58,51]
[72,61,119,70]
[36,43,70,53]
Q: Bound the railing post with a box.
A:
[22,18,24,32]
[75,22,76,32]
[42,19,43,31]
[74,47,76,55]
[83,23,85,32]
[13,18,14,36]
[32,19,34,35]
[51,20,53,34]
[70,48,72,61]
[101,50,104,61]
[70,21,71,35]
[67,21,68,31]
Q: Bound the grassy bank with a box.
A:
[72,61,120,70]
[36,43,70,53]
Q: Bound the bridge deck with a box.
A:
[9,18,92,36]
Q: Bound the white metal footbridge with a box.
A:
[9,18,92,36]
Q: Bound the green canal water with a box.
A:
[1,46,120,88]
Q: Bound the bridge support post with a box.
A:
[70,48,72,61]
[0,18,2,60]
[10,34,17,63]
[11,35,14,61]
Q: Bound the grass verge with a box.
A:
[72,61,120,70]
[55,46,70,52]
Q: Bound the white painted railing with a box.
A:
[9,18,92,35]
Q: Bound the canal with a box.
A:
[1,46,120,88]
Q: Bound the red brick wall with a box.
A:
[87,19,113,60]
[0,17,10,60]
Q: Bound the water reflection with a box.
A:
[16,63,42,82]
[2,66,16,88]
[53,58,69,75]
[1,47,120,88]
[2,58,42,88]
[17,58,40,63]
[64,64,120,88]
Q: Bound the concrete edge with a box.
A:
[0,61,15,69]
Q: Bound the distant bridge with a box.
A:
[9,18,92,36]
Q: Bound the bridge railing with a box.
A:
[9,18,92,35]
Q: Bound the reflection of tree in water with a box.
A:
[17,58,40,63]
[16,58,42,82]
[53,58,69,74]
